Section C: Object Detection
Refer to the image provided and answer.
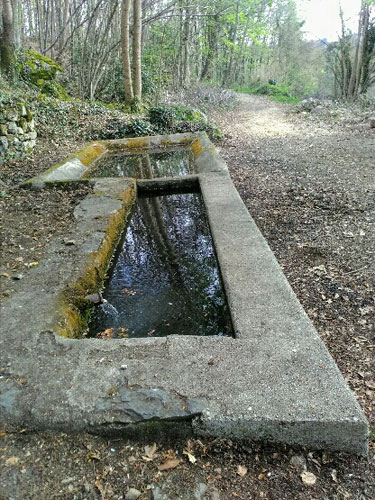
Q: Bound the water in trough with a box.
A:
[88,191,232,339]
[90,149,193,178]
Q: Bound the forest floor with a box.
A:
[0,94,374,499]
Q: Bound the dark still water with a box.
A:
[90,149,193,178]
[88,192,232,339]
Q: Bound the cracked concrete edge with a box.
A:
[195,414,369,455]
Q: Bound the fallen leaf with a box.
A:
[258,469,267,480]
[95,477,105,498]
[237,465,247,477]
[28,261,39,267]
[97,328,114,339]
[331,469,338,482]
[301,471,317,486]
[5,457,19,466]
[183,449,197,464]
[158,459,181,471]
[0,272,10,278]
[142,443,157,461]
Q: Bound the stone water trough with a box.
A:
[0,132,368,454]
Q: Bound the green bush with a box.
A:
[124,118,154,137]
[171,105,207,122]
[149,106,175,130]
[172,120,222,142]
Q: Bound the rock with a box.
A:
[125,488,141,500]
[19,104,27,116]
[63,238,76,246]
[27,118,35,131]
[6,109,18,121]
[194,483,221,500]
[24,131,37,141]
[85,292,103,305]
[370,117,375,129]
[23,140,36,152]
[0,136,8,149]
[151,487,169,500]
[290,455,307,472]
[6,122,18,134]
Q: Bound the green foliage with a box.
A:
[172,120,222,142]
[124,118,154,137]
[256,82,291,97]
[149,106,176,129]
[171,105,207,122]
[269,95,299,103]
[85,118,130,140]
[234,84,299,104]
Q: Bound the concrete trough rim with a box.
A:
[1,132,369,455]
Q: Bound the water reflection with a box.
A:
[89,192,232,339]
[90,149,193,178]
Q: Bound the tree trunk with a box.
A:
[121,0,134,104]
[132,0,142,100]
[11,0,21,47]
[0,0,16,80]
[354,6,370,97]
[347,1,364,97]
[223,3,239,86]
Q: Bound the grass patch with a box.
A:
[233,84,300,104]
[269,95,300,104]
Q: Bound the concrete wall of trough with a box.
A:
[1,132,368,455]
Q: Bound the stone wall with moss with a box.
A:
[0,100,36,165]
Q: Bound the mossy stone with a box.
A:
[19,117,28,132]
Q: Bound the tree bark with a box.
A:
[121,0,134,104]
[132,0,142,100]
[0,0,16,80]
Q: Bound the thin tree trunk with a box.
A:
[354,6,370,97]
[0,0,16,80]
[133,0,142,100]
[223,3,239,85]
[121,0,134,104]
[348,1,364,97]
[11,0,21,47]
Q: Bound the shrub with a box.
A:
[124,118,154,137]
[149,106,175,130]
[172,120,222,142]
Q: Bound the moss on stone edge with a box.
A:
[56,184,136,338]
[191,138,204,158]
[21,142,107,187]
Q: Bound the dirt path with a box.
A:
[216,93,374,430]
[0,95,374,500]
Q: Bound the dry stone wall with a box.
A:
[0,101,36,165]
